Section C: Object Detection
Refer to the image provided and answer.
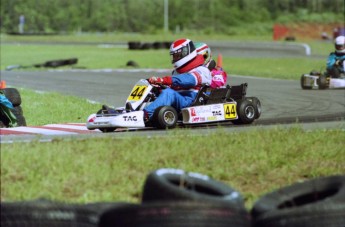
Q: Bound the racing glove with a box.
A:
[148,76,172,86]
[335,60,342,66]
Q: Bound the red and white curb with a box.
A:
[0,123,101,136]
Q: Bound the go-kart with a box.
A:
[86,79,261,132]
[300,69,345,90]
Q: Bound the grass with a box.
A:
[17,89,99,125]
[1,33,343,210]
[2,127,344,208]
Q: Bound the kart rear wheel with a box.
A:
[233,99,256,125]
[99,128,116,133]
[318,74,329,89]
[152,106,178,129]
[247,97,261,119]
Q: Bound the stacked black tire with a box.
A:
[128,41,172,50]
[1,169,344,227]
[0,88,27,127]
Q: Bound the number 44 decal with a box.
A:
[223,103,237,119]
[128,85,147,101]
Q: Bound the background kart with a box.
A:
[86,79,261,133]
[301,70,345,90]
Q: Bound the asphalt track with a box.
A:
[1,41,344,142]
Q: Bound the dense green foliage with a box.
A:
[0,0,343,33]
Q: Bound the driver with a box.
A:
[327,35,345,78]
[143,38,212,121]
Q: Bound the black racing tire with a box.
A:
[99,202,251,227]
[13,105,23,115]
[152,106,178,129]
[2,88,22,106]
[253,202,345,227]
[1,198,102,227]
[232,99,256,124]
[142,168,246,211]
[317,74,329,89]
[128,41,141,50]
[251,175,345,227]
[300,74,312,90]
[99,128,116,133]
[15,113,27,126]
[11,106,27,126]
[152,41,164,49]
[140,42,153,50]
[246,97,261,119]
[43,58,78,68]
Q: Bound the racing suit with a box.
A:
[144,55,212,118]
[327,52,345,78]
[210,67,227,89]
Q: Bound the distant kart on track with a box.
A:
[301,70,345,90]
[86,79,261,133]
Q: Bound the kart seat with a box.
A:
[191,84,210,106]
[206,85,231,104]
[229,83,247,101]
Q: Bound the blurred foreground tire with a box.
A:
[11,106,27,126]
[142,168,245,211]
[99,202,251,227]
[1,88,21,106]
[251,175,345,227]
[1,199,130,227]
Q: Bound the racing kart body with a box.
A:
[86,79,261,132]
[301,70,345,90]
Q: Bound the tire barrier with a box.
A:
[1,170,344,227]
[1,198,130,227]
[6,58,79,71]
[128,41,172,50]
[142,168,246,211]
[251,175,345,227]
[0,88,27,127]
[99,202,251,227]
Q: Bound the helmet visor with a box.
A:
[336,44,345,51]
[170,46,189,63]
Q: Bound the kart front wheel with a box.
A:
[300,74,312,90]
[152,106,178,129]
[99,128,116,133]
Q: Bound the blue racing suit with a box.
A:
[144,65,212,118]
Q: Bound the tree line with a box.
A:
[0,0,343,34]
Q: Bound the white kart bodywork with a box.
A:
[301,73,345,89]
[181,103,238,124]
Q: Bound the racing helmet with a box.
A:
[335,36,345,53]
[170,39,197,69]
[195,42,212,66]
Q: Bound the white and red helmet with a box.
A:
[335,36,345,53]
[170,39,197,69]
